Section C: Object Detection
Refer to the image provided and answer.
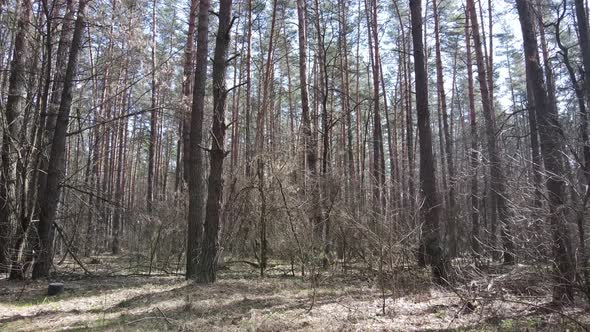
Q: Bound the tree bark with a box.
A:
[0,0,32,274]
[182,0,199,185]
[196,0,233,284]
[573,0,590,286]
[367,0,386,231]
[297,0,321,265]
[467,0,514,264]
[465,8,480,256]
[516,0,576,304]
[410,0,447,284]
[146,0,158,213]
[186,0,210,280]
[433,0,456,257]
[255,0,277,276]
[32,0,88,279]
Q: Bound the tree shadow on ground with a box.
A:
[0,274,182,306]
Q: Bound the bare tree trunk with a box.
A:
[433,0,456,257]
[465,8,480,256]
[230,4,243,174]
[313,0,331,266]
[297,0,320,267]
[573,0,590,285]
[186,0,210,280]
[393,0,415,214]
[112,66,130,255]
[32,0,87,279]
[555,4,589,287]
[467,0,514,264]
[255,0,277,276]
[182,0,198,185]
[516,0,576,304]
[196,0,233,284]
[575,0,590,151]
[244,0,252,177]
[147,0,158,213]
[0,0,32,274]
[338,0,355,209]
[366,0,385,232]
[410,0,447,284]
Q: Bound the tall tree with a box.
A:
[575,0,590,130]
[147,0,159,213]
[32,0,88,278]
[196,0,234,283]
[254,0,278,276]
[0,0,32,274]
[182,0,199,185]
[516,0,575,304]
[465,7,480,255]
[367,0,386,229]
[297,0,320,260]
[466,0,514,264]
[433,0,456,256]
[410,0,447,284]
[186,0,210,279]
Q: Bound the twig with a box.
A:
[126,316,171,325]
[156,307,174,326]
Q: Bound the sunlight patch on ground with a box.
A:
[1,271,588,331]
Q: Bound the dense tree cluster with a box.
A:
[1,0,589,305]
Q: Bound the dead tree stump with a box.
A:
[47,282,64,296]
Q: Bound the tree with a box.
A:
[516,0,575,304]
[466,0,514,264]
[297,0,320,264]
[186,0,210,280]
[33,0,88,279]
[0,0,32,274]
[464,7,480,256]
[254,0,278,276]
[181,0,198,186]
[433,0,456,256]
[367,0,386,231]
[410,0,447,284]
[147,0,159,213]
[196,0,234,283]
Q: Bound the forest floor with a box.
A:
[1,255,589,331]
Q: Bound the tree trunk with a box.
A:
[465,8,480,256]
[466,0,514,264]
[255,0,278,276]
[196,0,233,284]
[297,0,320,265]
[573,0,590,287]
[433,0,456,257]
[182,0,198,185]
[186,0,210,280]
[147,0,158,213]
[244,0,252,178]
[555,4,589,287]
[0,0,32,274]
[366,0,385,232]
[32,0,87,279]
[410,0,447,284]
[396,1,415,214]
[516,0,575,304]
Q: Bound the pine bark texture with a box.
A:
[410,0,447,284]
[186,0,210,280]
